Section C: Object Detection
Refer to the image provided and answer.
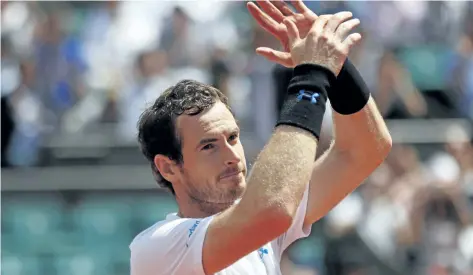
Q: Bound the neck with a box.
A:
[176,195,233,219]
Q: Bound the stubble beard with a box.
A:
[187,181,243,216]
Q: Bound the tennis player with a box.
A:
[130,2,392,274]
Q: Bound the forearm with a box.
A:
[241,125,317,215]
[332,97,391,158]
[303,61,392,225]
[328,59,391,158]
[303,100,390,225]
[238,64,334,220]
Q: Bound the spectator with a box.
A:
[4,59,44,167]
[375,49,428,119]
[33,11,86,127]
[158,7,206,68]
[118,50,172,142]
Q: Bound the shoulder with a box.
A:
[129,215,214,275]
[130,216,204,252]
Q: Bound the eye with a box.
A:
[202,144,215,151]
[228,133,239,142]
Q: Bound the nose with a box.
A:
[224,143,241,167]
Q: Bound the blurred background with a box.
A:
[1,1,473,275]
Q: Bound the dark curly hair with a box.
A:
[137,80,231,195]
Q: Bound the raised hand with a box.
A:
[283,12,361,76]
[247,1,360,69]
[247,0,317,67]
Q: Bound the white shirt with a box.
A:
[129,186,311,275]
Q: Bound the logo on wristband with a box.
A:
[297,90,319,104]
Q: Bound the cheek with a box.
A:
[196,152,216,167]
[185,155,219,180]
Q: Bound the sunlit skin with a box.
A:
[156,101,247,218]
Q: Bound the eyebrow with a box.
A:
[196,138,218,150]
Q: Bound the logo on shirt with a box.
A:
[297,90,319,104]
[258,247,268,261]
[186,220,200,247]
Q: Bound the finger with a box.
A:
[342,33,362,52]
[256,47,294,67]
[288,0,311,14]
[271,0,295,16]
[311,14,331,34]
[258,0,285,23]
[283,18,300,45]
[325,11,353,33]
[247,2,281,38]
[335,18,360,40]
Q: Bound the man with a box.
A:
[130,1,392,274]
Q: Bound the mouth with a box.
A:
[219,170,243,180]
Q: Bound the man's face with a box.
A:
[174,101,247,214]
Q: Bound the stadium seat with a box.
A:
[131,193,178,232]
[54,254,112,275]
[1,194,64,254]
[96,245,131,274]
[71,195,134,247]
[1,256,41,275]
[1,233,15,255]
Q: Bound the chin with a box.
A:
[215,176,245,203]
[225,183,245,203]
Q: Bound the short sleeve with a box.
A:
[130,216,214,275]
[273,184,311,256]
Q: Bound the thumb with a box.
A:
[256,47,294,67]
[283,18,300,47]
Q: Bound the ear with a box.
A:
[154,154,179,183]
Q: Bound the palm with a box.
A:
[247,1,318,67]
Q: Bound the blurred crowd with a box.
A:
[318,132,473,274]
[2,1,473,165]
[2,1,473,274]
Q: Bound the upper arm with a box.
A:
[304,146,384,227]
[273,184,312,255]
[202,203,292,274]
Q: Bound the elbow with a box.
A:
[366,140,392,168]
[350,133,392,169]
[378,132,393,161]
[268,207,294,235]
[254,204,295,237]
[370,138,392,167]
[367,128,393,162]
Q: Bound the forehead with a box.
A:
[176,101,237,142]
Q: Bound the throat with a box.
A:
[179,197,234,218]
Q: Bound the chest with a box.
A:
[215,245,281,275]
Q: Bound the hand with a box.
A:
[283,12,361,76]
[247,1,361,71]
[247,0,318,67]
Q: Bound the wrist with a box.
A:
[329,59,370,115]
[288,63,337,96]
[276,64,335,139]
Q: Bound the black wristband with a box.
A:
[329,59,370,115]
[276,64,336,139]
